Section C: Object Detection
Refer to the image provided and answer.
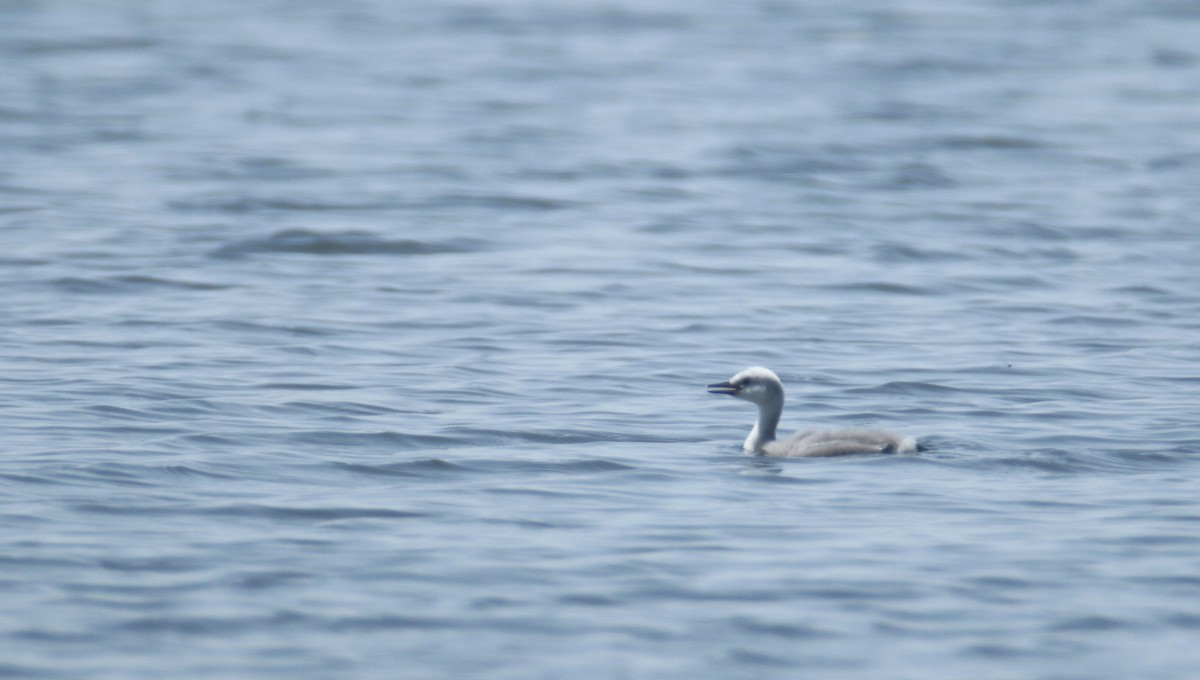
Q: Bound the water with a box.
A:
[3,1,1200,678]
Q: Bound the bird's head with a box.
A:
[707,366,784,407]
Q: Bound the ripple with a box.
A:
[882,161,957,189]
[116,612,302,635]
[728,616,836,640]
[48,275,230,294]
[1047,615,1130,632]
[290,430,465,449]
[934,135,1046,150]
[871,243,962,263]
[331,458,470,478]
[819,281,938,296]
[211,229,484,258]
[426,193,579,211]
[69,501,425,522]
[1148,151,1200,170]
[233,570,313,590]
[98,556,204,573]
[725,649,794,668]
[855,381,965,396]
[172,196,406,214]
[204,504,427,522]
[0,662,54,678]
[18,36,157,54]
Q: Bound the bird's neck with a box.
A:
[744,398,782,452]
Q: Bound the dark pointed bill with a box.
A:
[707,381,738,395]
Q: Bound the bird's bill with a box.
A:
[707,381,738,395]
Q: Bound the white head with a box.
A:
[706,366,784,407]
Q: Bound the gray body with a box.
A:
[707,367,917,457]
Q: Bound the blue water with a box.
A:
[3,1,1200,678]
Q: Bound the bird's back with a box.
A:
[763,428,917,457]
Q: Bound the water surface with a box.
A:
[2,1,1200,678]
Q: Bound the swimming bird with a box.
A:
[707,367,917,457]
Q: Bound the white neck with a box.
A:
[744,395,782,452]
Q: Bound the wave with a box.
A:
[212,229,484,258]
[48,275,231,294]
